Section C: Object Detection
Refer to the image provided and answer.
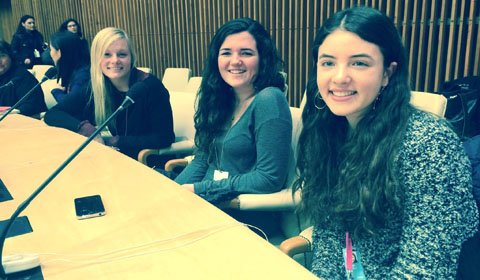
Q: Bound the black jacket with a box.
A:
[44,68,175,159]
[0,64,47,116]
[10,30,44,68]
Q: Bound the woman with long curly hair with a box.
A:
[294,6,478,279]
[175,18,292,237]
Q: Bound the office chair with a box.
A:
[410,91,447,117]
[185,77,202,94]
[138,90,196,164]
[137,67,152,74]
[162,68,192,92]
[32,65,52,82]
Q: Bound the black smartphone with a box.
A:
[74,195,106,220]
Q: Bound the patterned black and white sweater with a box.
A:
[310,110,479,280]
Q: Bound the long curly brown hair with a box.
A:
[294,6,414,238]
[194,18,285,162]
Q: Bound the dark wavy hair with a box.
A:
[16,15,35,34]
[194,17,285,157]
[294,6,414,238]
[58,18,83,38]
[50,31,90,88]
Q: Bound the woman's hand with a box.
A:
[105,135,119,147]
[182,184,195,193]
[53,83,66,91]
[77,120,104,144]
[94,134,105,144]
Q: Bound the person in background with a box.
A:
[49,31,90,102]
[10,15,45,69]
[294,6,478,279]
[42,18,90,66]
[175,18,292,237]
[58,18,89,63]
[0,40,47,116]
[44,27,174,160]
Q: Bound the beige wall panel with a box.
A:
[2,0,478,107]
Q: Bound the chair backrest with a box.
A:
[410,91,447,117]
[32,65,53,82]
[169,91,196,142]
[162,68,192,92]
[284,107,302,190]
[137,67,152,74]
[279,107,310,239]
[41,79,59,109]
[185,76,202,94]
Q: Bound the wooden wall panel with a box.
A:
[1,0,479,108]
[0,0,14,40]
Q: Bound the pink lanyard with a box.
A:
[346,232,353,277]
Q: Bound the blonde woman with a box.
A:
[44,27,174,160]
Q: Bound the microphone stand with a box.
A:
[0,96,135,278]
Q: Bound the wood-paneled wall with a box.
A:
[1,0,478,107]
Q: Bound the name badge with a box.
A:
[214,170,229,181]
[343,246,366,280]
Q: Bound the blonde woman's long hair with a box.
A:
[90,27,137,129]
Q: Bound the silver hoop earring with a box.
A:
[314,91,326,110]
[372,96,380,111]
[372,87,385,111]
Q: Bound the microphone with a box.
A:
[0,82,145,277]
[0,67,57,122]
[119,81,147,110]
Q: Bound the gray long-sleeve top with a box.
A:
[175,86,292,203]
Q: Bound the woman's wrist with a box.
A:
[77,120,96,137]
[105,135,120,147]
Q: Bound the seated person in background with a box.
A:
[58,18,89,54]
[50,18,90,66]
[44,27,175,160]
[42,18,90,66]
[49,31,90,102]
[175,18,292,237]
[294,6,478,279]
[0,40,47,116]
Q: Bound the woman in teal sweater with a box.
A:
[175,18,292,237]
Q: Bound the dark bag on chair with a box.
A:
[440,76,480,140]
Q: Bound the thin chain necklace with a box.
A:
[231,94,255,127]
[214,125,233,170]
[214,93,256,170]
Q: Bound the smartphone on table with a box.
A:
[74,194,106,220]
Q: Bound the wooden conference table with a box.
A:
[0,114,317,279]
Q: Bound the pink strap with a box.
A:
[346,232,353,271]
